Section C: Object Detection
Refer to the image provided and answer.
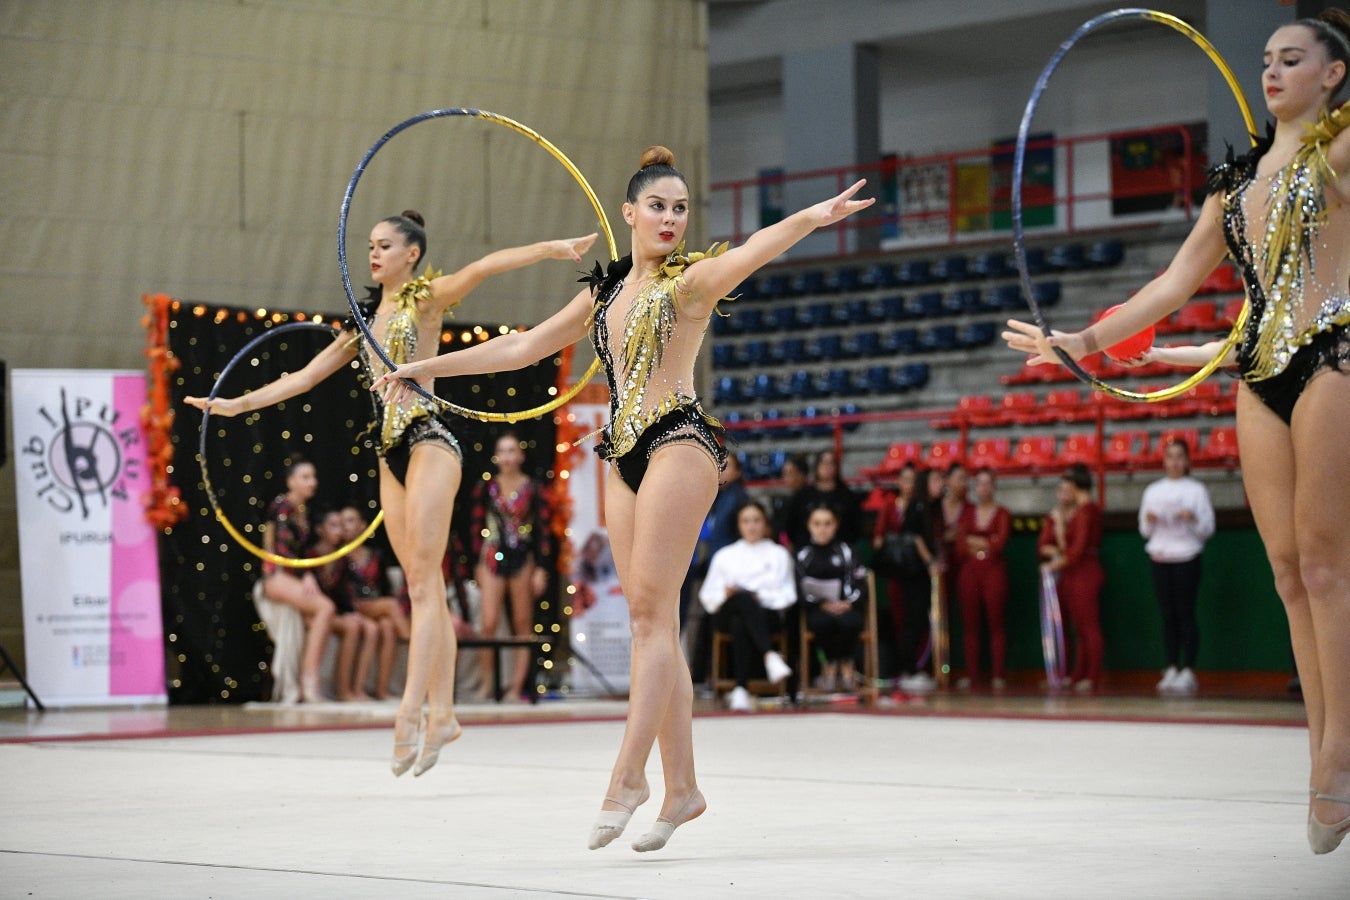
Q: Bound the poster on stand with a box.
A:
[565,402,631,695]
[11,369,166,706]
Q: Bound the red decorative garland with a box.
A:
[140,293,187,531]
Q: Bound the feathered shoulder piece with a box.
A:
[1206,121,1274,196]
[1300,99,1350,184]
[578,255,633,297]
[659,241,737,314]
[341,286,382,338]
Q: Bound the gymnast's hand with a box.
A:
[184,394,245,418]
[547,233,599,263]
[806,179,876,228]
[370,359,426,406]
[1002,318,1088,367]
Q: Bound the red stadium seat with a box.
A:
[862,440,923,479]
[1104,430,1150,468]
[926,439,964,470]
[1147,428,1200,463]
[1009,435,1057,473]
[1039,388,1083,423]
[1173,300,1221,333]
[1196,425,1239,464]
[997,391,1039,426]
[967,437,1011,471]
[1198,262,1243,295]
[1219,298,1247,327]
[1183,381,1225,416]
[1058,432,1101,466]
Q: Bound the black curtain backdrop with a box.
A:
[162,301,560,703]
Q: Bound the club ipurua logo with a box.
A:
[20,387,141,520]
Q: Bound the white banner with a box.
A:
[12,370,166,706]
[566,403,631,695]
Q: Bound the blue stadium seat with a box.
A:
[741,339,771,367]
[906,291,943,319]
[798,302,832,330]
[838,401,862,432]
[714,375,743,405]
[984,283,1024,311]
[861,262,899,289]
[932,254,969,282]
[713,343,736,369]
[712,313,737,336]
[810,333,844,360]
[733,277,760,302]
[970,251,1011,279]
[748,372,779,401]
[893,362,931,391]
[897,259,932,285]
[784,369,818,398]
[792,269,827,296]
[942,288,982,315]
[848,330,882,358]
[737,307,765,334]
[832,298,872,326]
[883,327,920,355]
[956,321,998,348]
[1032,280,1062,307]
[822,367,855,396]
[1086,240,1124,267]
[800,405,833,436]
[772,337,807,365]
[760,272,792,298]
[872,294,907,321]
[863,365,893,393]
[920,324,959,352]
[768,304,799,331]
[1048,242,1086,271]
[828,266,862,293]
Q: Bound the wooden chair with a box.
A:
[798,571,880,705]
[710,617,791,704]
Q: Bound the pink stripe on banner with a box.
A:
[110,374,164,697]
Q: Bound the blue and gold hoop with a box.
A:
[1013,8,1255,402]
[199,320,383,568]
[338,108,618,422]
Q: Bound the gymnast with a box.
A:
[187,213,595,777]
[1005,10,1350,853]
[374,147,872,851]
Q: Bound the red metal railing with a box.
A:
[710,123,1201,255]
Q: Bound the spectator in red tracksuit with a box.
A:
[954,468,1010,691]
[1038,463,1104,693]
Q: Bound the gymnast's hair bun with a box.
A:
[639,146,676,170]
[401,209,425,228]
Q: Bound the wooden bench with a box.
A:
[457,635,548,704]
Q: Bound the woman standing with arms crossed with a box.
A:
[1007,11,1350,851]
[469,430,553,701]
[376,147,872,851]
[187,212,595,776]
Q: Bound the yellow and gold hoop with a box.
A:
[338,108,618,422]
[1013,9,1255,401]
[198,320,383,568]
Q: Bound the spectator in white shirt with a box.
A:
[1138,438,1215,695]
[700,500,797,711]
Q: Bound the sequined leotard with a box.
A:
[1211,106,1350,423]
[588,250,728,491]
[346,274,463,484]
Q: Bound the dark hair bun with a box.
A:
[401,209,425,228]
[1322,8,1350,40]
[638,146,676,170]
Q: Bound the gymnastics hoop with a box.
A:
[1013,8,1256,402]
[338,108,618,423]
[199,320,384,569]
[1039,570,1068,688]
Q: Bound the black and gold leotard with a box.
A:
[1211,105,1350,423]
[346,273,462,484]
[587,248,729,491]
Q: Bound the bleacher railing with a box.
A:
[710,123,1200,255]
